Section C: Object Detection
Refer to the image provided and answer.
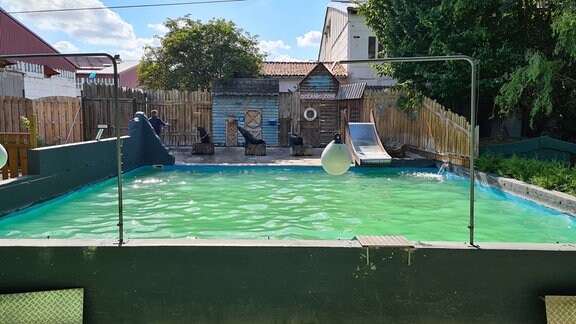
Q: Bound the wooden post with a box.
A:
[29,115,37,148]
[192,143,215,155]
[245,143,266,155]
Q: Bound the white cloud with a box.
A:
[147,23,169,35]
[3,0,156,59]
[296,30,322,47]
[52,41,79,53]
[258,40,290,53]
[266,54,305,62]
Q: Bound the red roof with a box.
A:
[0,8,77,71]
[262,62,347,77]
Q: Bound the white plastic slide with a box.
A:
[347,122,392,165]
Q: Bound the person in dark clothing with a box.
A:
[148,110,168,136]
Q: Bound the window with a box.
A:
[368,36,377,59]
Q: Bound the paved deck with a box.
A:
[169,146,324,166]
[168,146,437,168]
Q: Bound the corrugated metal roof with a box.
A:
[262,62,347,77]
[212,78,279,95]
[69,57,113,69]
[327,1,364,13]
[336,82,366,100]
[0,8,77,71]
[76,60,140,76]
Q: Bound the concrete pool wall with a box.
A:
[451,165,576,216]
[0,112,174,217]
[0,239,575,323]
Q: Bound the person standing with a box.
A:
[148,110,169,136]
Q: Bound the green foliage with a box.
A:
[359,0,528,109]
[393,82,423,119]
[494,52,562,127]
[138,17,265,91]
[19,116,30,131]
[552,4,576,59]
[476,154,576,195]
[359,1,576,139]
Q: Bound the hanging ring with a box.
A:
[303,107,317,121]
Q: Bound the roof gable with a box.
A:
[262,61,347,78]
[0,8,77,71]
[298,63,340,92]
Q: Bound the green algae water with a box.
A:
[0,166,574,242]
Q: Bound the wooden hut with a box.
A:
[298,63,341,147]
[211,79,279,146]
[336,82,367,122]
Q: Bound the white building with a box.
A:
[5,61,76,99]
[318,0,396,87]
[0,7,77,99]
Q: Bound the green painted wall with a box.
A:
[0,112,174,217]
[0,243,574,323]
[480,136,576,163]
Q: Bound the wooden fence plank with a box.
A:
[0,132,31,179]
[364,89,475,166]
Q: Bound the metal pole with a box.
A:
[112,57,124,246]
[468,60,477,245]
[340,55,478,245]
[0,52,124,246]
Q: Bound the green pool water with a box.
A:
[0,166,574,242]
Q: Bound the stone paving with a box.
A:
[168,146,324,166]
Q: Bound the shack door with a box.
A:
[319,100,339,146]
[300,101,321,147]
[226,118,238,146]
[244,109,263,139]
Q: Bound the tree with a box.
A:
[138,17,265,91]
[495,3,576,139]
[359,1,576,140]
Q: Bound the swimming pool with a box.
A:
[0,165,573,242]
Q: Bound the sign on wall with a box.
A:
[300,92,336,100]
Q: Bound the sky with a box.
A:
[0,0,331,62]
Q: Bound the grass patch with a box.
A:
[476,154,576,196]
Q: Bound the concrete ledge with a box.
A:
[451,165,576,216]
[2,238,576,251]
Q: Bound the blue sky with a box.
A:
[0,0,330,61]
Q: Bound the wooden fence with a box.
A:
[81,85,212,146]
[81,84,142,140]
[146,89,212,146]
[0,117,37,180]
[364,89,478,166]
[0,96,82,146]
[278,92,301,147]
[35,96,83,145]
[0,86,477,172]
[0,96,32,133]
